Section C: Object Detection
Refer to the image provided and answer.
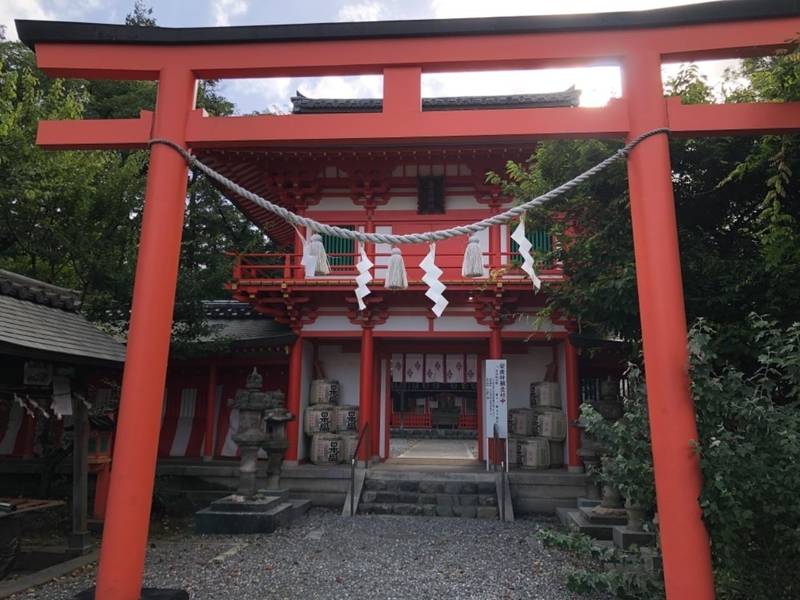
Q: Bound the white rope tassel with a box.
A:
[461,235,484,278]
[511,220,542,291]
[355,244,374,310]
[308,233,331,276]
[384,246,408,290]
[420,243,448,317]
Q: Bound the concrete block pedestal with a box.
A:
[194,489,310,534]
[612,525,656,549]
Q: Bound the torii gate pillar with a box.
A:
[624,52,715,599]
[94,67,197,599]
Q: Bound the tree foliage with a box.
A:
[0,3,266,338]
[491,52,800,362]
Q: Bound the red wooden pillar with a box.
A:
[563,339,582,472]
[95,67,197,600]
[623,51,714,599]
[358,325,374,461]
[285,336,303,461]
[203,363,217,461]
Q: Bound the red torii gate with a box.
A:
[15,2,800,598]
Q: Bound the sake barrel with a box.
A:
[304,404,337,435]
[533,407,567,441]
[508,408,535,437]
[507,435,526,467]
[520,437,550,470]
[334,405,359,432]
[309,379,341,405]
[340,432,359,462]
[309,433,343,465]
[548,440,565,467]
[530,382,561,409]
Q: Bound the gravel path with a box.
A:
[11,509,588,600]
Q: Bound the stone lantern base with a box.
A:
[194,489,310,535]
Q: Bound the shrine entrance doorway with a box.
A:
[385,348,481,465]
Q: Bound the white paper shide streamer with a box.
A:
[420,243,449,317]
[511,221,542,291]
[354,244,374,310]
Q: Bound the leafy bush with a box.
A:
[537,529,664,600]
[690,316,800,600]
[580,366,656,511]
[570,317,800,599]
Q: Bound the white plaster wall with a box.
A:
[305,197,356,211]
[505,347,554,410]
[317,344,360,407]
[303,315,355,332]
[447,194,482,210]
[433,316,488,332]
[297,339,314,462]
[374,197,417,211]
[373,316,429,332]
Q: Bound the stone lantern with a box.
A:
[231,368,270,498]
[195,368,308,535]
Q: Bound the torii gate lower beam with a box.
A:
[17,3,800,599]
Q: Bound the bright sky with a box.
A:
[1,0,732,114]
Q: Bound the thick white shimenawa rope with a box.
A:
[149,128,669,246]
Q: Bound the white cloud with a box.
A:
[1,0,54,41]
[337,1,387,22]
[212,0,250,27]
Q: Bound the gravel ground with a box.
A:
[11,509,591,600]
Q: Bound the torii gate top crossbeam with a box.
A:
[15,1,800,150]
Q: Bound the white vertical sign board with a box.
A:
[483,359,508,468]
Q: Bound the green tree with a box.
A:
[0,2,267,338]
[490,54,800,361]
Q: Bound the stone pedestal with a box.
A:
[195,489,310,534]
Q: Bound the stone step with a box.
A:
[290,498,312,520]
[556,507,615,540]
[358,502,498,519]
[363,478,495,495]
[578,505,627,526]
[361,490,496,507]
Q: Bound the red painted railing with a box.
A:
[230,248,562,283]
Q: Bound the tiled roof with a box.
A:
[0,269,81,311]
[0,271,125,364]
[291,88,581,114]
[200,300,294,345]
